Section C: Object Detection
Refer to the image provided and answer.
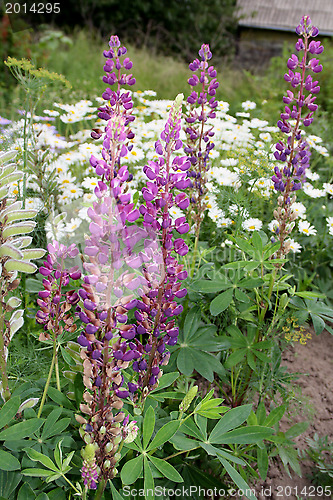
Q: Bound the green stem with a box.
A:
[162,447,199,461]
[94,479,106,500]
[37,341,57,418]
[55,348,61,392]
[0,304,11,402]
[61,473,81,495]
[190,229,200,279]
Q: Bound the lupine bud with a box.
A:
[179,385,198,412]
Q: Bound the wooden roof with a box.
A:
[237,0,333,35]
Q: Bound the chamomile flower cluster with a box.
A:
[0,86,331,250]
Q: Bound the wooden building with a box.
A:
[236,0,333,68]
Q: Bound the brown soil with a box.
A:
[254,329,333,500]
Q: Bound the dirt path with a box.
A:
[255,329,333,500]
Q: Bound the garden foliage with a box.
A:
[0,14,333,500]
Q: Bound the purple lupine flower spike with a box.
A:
[36,241,80,341]
[271,16,323,257]
[131,94,190,394]
[76,35,142,489]
[184,43,219,273]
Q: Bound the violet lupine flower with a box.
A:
[184,44,219,265]
[271,16,323,257]
[76,35,146,488]
[81,444,99,490]
[131,93,191,393]
[36,241,80,340]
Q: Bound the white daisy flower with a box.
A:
[303,182,326,198]
[64,218,82,233]
[62,184,83,200]
[229,204,250,219]
[268,220,280,232]
[326,217,333,230]
[241,100,256,110]
[290,202,306,218]
[169,206,183,220]
[306,169,320,181]
[259,132,272,142]
[43,109,60,117]
[286,238,302,253]
[242,218,263,231]
[298,220,317,236]
[58,171,76,189]
[82,177,99,190]
[323,183,333,196]
[216,217,233,229]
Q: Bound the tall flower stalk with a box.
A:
[133,93,190,399]
[184,44,219,276]
[36,241,80,417]
[0,150,45,402]
[258,15,323,326]
[75,35,140,494]
[271,16,323,259]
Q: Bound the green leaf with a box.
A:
[170,433,198,451]
[21,468,54,477]
[285,421,309,439]
[25,278,43,293]
[311,313,325,335]
[74,372,85,408]
[257,446,268,480]
[209,405,252,443]
[21,249,46,260]
[239,278,264,289]
[294,291,326,299]
[247,351,256,371]
[2,222,36,239]
[0,396,21,430]
[24,448,59,472]
[213,426,274,445]
[180,418,204,440]
[151,372,179,392]
[41,407,62,440]
[192,278,230,293]
[251,231,263,253]
[143,406,155,450]
[47,387,74,409]
[177,347,195,376]
[0,470,22,498]
[4,259,37,274]
[54,439,63,469]
[263,405,286,428]
[144,457,154,500]
[36,494,50,500]
[0,243,23,260]
[110,481,126,500]
[190,350,221,382]
[147,421,179,451]
[0,418,43,440]
[121,455,143,485]
[149,455,183,482]
[5,209,38,223]
[200,443,246,465]
[17,482,36,500]
[0,450,21,471]
[183,307,201,341]
[210,288,234,316]
[224,349,247,369]
[219,457,257,500]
